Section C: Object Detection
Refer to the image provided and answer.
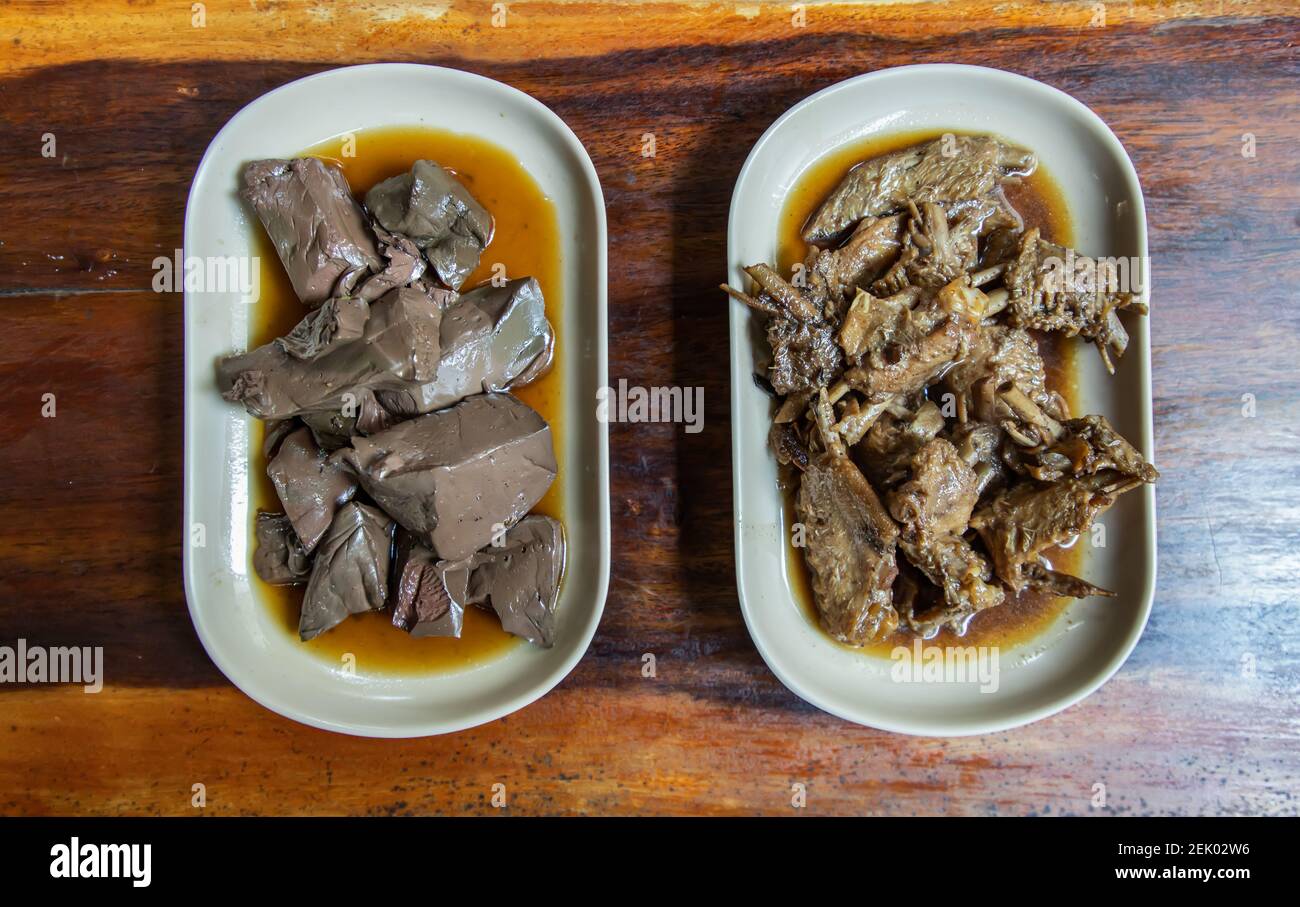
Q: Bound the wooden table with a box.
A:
[0,0,1296,816]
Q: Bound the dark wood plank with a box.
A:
[0,1,1296,816]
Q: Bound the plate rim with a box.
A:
[726,63,1158,736]
[182,63,611,738]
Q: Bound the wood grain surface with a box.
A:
[0,0,1297,816]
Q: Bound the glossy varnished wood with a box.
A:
[0,1,1296,816]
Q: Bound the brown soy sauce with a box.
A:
[775,129,1082,655]
[247,126,565,675]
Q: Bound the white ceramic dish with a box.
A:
[727,65,1156,736]
[183,64,609,738]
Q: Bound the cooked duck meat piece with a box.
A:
[948,420,1007,500]
[299,502,395,641]
[356,225,429,302]
[240,158,382,307]
[998,388,1155,487]
[1004,228,1147,373]
[266,426,358,553]
[377,277,554,417]
[831,394,894,447]
[888,438,979,536]
[765,314,843,395]
[773,390,812,424]
[338,393,557,562]
[891,550,996,639]
[803,135,1036,245]
[217,286,441,421]
[898,533,1005,636]
[873,202,963,295]
[955,187,1025,237]
[853,399,944,490]
[979,224,1024,271]
[722,264,842,395]
[873,199,1011,295]
[390,531,464,638]
[732,131,1161,646]
[942,324,1067,426]
[846,317,959,401]
[741,262,825,320]
[1021,562,1115,599]
[437,515,566,647]
[837,286,921,362]
[843,275,988,403]
[890,557,929,624]
[805,214,905,308]
[885,438,1005,632]
[970,470,1146,591]
[995,381,1067,448]
[769,421,810,471]
[364,160,493,290]
[797,390,900,645]
[1017,413,1160,484]
[252,511,311,586]
[892,566,948,638]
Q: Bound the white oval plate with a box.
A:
[183,64,610,737]
[727,65,1156,736]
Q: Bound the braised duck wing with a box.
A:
[970,470,1145,593]
[365,160,493,290]
[377,277,554,417]
[978,224,1025,271]
[266,426,358,553]
[338,393,556,562]
[1004,228,1148,373]
[796,390,901,645]
[803,135,1036,245]
[299,502,395,641]
[252,512,311,586]
[992,381,1068,449]
[240,159,382,306]
[436,515,566,647]
[1017,414,1160,485]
